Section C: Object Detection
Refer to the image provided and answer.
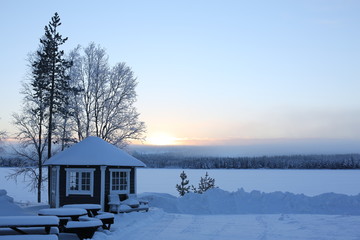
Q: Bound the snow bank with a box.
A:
[140,188,360,215]
[93,209,360,240]
[0,189,27,216]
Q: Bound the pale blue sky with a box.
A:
[1,0,360,149]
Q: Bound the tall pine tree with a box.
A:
[32,12,72,158]
[10,13,71,203]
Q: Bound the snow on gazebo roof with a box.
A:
[44,136,146,167]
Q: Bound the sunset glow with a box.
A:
[146,133,179,146]
[1,1,360,153]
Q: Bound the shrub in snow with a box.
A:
[176,171,190,196]
[0,189,14,203]
[191,172,216,194]
[0,189,7,197]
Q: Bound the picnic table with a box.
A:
[38,208,105,239]
[38,208,87,221]
[62,204,114,229]
[38,208,87,230]
[0,216,59,235]
[62,204,101,217]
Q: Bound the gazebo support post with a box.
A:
[100,166,107,211]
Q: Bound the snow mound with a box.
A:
[140,188,360,215]
[0,189,28,216]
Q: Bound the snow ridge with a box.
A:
[0,189,28,216]
[140,188,360,215]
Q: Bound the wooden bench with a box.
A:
[94,212,114,230]
[0,227,59,235]
[80,213,115,230]
[0,234,58,240]
[108,194,149,214]
[117,204,149,213]
[0,216,59,239]
[64,219,102,240]
[0,216,59,234]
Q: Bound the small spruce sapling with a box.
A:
[192,172,216,194]
[176,171,190,196]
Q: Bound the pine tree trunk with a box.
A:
[47,60,56,159]
[38,164,42,203]
[61,116,68,150]
[37,106,43,203]
[37,131,42,203]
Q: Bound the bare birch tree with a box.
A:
[66,45,85,141]
[9,42,50,203]
[0,130,6,153]
[10,81,48,202]
[68,43,145,147]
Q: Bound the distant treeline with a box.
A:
[0,157,24,167]
[132,152,360,169]
[2,152,360,169]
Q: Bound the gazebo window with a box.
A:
[65,168,95,196]
[110,169,130,194]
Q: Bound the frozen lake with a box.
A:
[1,167,359,203]
[138,168,360,197]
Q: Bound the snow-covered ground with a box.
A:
[92,210,360,240]
[1,167,360,239]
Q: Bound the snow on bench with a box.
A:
[64,219,102,240]
[79,212,114,230]
[118,204,149,213]
[62,204,101,217]
[38,208,87,218]
[62,204,101,210]
[94,212,114,230]
[0,226,58,235]
[38,208,87,227]
[0,216,59,235]
[108,194,149,214]
[0,234,58,240]
[94,212,114,220]
[66,219,102,228]
[0,216,59,227]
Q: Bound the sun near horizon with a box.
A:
[145,132,181,146]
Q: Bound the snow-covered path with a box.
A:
[92,209,360,240]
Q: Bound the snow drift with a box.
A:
[0,189,27,216]
[2,186,360,217]
[140,188,360,215]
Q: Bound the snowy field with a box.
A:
[137,168,360,196]
[92,211,360,240]
[1,167,360,239]
[2,168,360,202]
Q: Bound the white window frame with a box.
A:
[65,168,95,196]
[109,169,131,194]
